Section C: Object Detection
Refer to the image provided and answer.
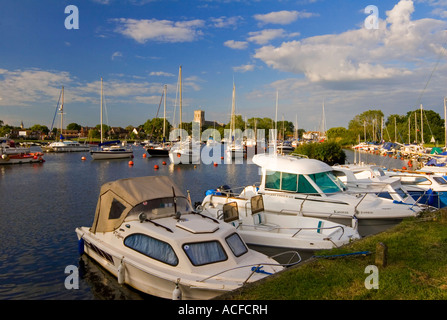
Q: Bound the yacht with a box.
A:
[90,140,133,160]
[75,176,288,300]
[42,139,90,152]
[220,153,424,236]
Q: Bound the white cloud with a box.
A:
[253,0,446,82]
[254,10,317,25]
[111,51,123,60]
[224,40,248,49]
[233,64,255,73]
[247,29,286,44]
[0,68,72,107]
[150,71,175,77]
[113,18,205,43]
[210,16,243,28]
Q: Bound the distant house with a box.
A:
[109,127,129,139]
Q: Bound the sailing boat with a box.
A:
[43,86,90,153]
[147,85,171,157]
[225,82,246,158]
[168,66,200,164]
[90,78,133,160]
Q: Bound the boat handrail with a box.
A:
[290,225,346,241]
[198,251,302,284]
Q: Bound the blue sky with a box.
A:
[1,0,447,133]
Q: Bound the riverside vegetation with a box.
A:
[219,209,447,300]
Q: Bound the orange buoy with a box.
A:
[177,153,181,158]
[81,156,86,161]
[214,162,218,167]
[154,165,159,169]
[402,166,407,170]
[128,161,134,166]
[143,153,147,158]
[162,161,166,165]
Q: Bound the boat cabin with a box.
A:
[253,154,346,196]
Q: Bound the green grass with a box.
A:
[222,210,447,300]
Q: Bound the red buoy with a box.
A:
[154,165,159,169]
[162,161,166,165]
[128,161,134,166]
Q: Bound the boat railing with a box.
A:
[198,251,302,285]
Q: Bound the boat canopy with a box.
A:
[90,176,185,233]
[252,154,333,175]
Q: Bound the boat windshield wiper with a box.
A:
[190,210,219,224]
[147,219,173,233]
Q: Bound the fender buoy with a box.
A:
[117,259,125,284]
[172,280,182,300]
[78,238,85,256]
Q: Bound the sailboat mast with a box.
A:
[421,104,424,144]
[100,77,103,144]
[60,86,64,140]
[444,97,447,149]
[231,82,236,137]
[179,66,182,131]
[163,84,167,139]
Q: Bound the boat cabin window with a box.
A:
[396,176,432,186]
[307,172,345,194]
[124,233,179,266]
[127,196,193,219]
[225,233,248,257]
[183,241,227,266]
[433,176,447,185]
[109,199,127,220]
[265,170,319,195]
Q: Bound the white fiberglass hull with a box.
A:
[169,148,200,164]
[76,226,280,300]
[201,194,360,250]
[90,150,133,160]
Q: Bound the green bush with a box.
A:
[295,142,346,165]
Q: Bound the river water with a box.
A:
[0,146,407,300]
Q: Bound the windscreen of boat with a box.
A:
[433,176,447,185]
[127,196,193,219]
[307,171,345,194]
[226,233,248,257]
[183,241,228,266]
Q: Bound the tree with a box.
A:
[348,110,384,142]
[143,118,172,141]
[67,123,81,131]
[294,141,346,165]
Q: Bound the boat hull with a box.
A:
[0,152,45,165]
[147,148,169,157]
[90,150,133,160]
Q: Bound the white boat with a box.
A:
[225,83,246,159]
[385,168,447,208]
[43,140,90,152]
[332,164,427,207]
[234,153,424,236]
[199,192,360,252]
[168,67,200,164]
[42,86,90,153]
[75,176,289,300]
[90,78,133,160]
[277,142,294,154]
[0,137,30,154]
[0,148,45,165]
[90,141,134,160]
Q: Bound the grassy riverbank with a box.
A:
[220,209,447,300]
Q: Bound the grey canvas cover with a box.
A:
[90,176,185,233]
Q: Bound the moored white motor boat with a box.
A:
[75,176,291,300]
[199,192,361,252]
[219,153,424,236]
